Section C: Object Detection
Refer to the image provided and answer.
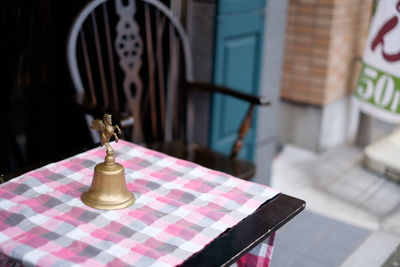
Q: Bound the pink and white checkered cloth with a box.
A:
[0,140,278,266]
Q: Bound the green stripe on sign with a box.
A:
[355,62,400,114]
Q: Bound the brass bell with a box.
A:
[81,114,135,210]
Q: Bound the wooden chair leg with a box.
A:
[230,104,255,159]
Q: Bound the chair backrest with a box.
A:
[67,0,194,144]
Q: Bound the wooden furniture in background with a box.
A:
[67,0,269,180]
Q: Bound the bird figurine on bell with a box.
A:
[81,114,135,210]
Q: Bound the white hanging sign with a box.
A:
[354,0,400,123]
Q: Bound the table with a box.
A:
[0,140,305,266]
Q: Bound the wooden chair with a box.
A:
[67,0,269,180]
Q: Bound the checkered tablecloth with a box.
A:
[0,140,279,267]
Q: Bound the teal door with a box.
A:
[209,1,266,162]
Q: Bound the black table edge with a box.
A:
[180,193,306,267]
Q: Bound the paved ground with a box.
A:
[270,144,400,267]
[382,244,400,266]
[270,210,371,267]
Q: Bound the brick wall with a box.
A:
[281,0,373,106]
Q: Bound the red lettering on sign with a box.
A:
[370,1,400,62]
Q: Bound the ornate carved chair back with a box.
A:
[67,0,194,144]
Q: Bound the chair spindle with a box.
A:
[156,10,166,136]
[102,3,119,111]
[91,12,109,107]
[144,3,157,139]
[79,30,97,106]
[165,22,177,141]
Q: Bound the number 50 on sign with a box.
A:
[356,63,400,113]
